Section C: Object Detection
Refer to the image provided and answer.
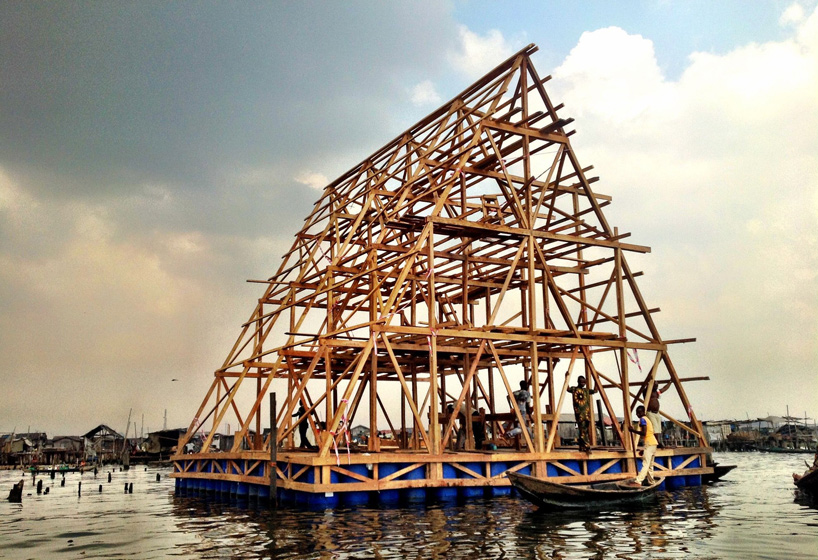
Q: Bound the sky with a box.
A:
[1,1,816,436]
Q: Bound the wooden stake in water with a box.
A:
[7,479,24,503]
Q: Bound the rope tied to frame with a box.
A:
[426,327,438,349]
[330,398,352,466]
[316,244,333,265]
[626,349,642,372]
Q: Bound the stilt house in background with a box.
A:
[173,44,712,505]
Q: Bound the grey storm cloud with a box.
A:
[0,1,469,433]
[1,1,456,203]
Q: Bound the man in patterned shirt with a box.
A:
[568,375,596,452]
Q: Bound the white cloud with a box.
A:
[0,166,40,229]
[294,170,329,191]
[234,165,281,187]
[554,27,674,123]
[0,167,18,209]
[410,80,442,106]
[549,8,818,420]
[449,25,514,78]
[141,183,173,204]
[166,232,206,256]
[780,2,805,25]
[796,1,818,50]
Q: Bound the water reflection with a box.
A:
[511,486,722,560]
[166,486,727,560]
[5,454,814,559]
[793,490,818,511]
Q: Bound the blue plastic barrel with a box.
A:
[435,464,458,501]
[340,464,371,506]
[489,462,510,496]
[377,464,401,504]
[458,462,484,499]
[401,463,427,503]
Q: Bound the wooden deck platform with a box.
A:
[171,446,712,506]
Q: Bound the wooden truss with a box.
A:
[178,44,707,461]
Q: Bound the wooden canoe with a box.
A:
[703,463,737,484]
[508,472,663,510]
[794,467,818,493]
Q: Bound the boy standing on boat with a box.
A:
[627,405,658,487]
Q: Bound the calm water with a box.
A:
[1,452,816,559]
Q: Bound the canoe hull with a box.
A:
[795,468,818,493]
[508,472,663,510]
[703,463,736,484]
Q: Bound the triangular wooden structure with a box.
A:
[177,44,707,486]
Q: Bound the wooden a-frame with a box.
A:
[177,44,707,471]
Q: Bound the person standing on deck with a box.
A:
[446,403,467,450]
[455,403,467,450]
[646,382,671,447]
[293,405,313,449]
[472,408,486,450]
[567,375,596,452]
[507,380,532,438]
[627,405,658,487]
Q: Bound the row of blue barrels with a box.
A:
[174,458,269,501]
[174,456,701,507]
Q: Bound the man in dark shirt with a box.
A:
[568,376,596,452]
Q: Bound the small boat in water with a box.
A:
[507,472,663,510]
[794,468,818,494]
[792,452,818,494]
[703,463,737,484]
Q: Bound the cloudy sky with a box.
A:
[1,1,816,436]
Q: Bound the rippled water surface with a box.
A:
[1,452,816,559]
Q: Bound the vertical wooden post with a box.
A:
[369,261,379,453]
[255,303,263,449]
[615,233,634,472]
[547,355,556,434]
[528,234,544,456]
[428,230,440,458]
[596,399,607,446]
[464,355,473,450]
[269,392,277,508]
[411,359,419,450]
[214,381,221,437]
